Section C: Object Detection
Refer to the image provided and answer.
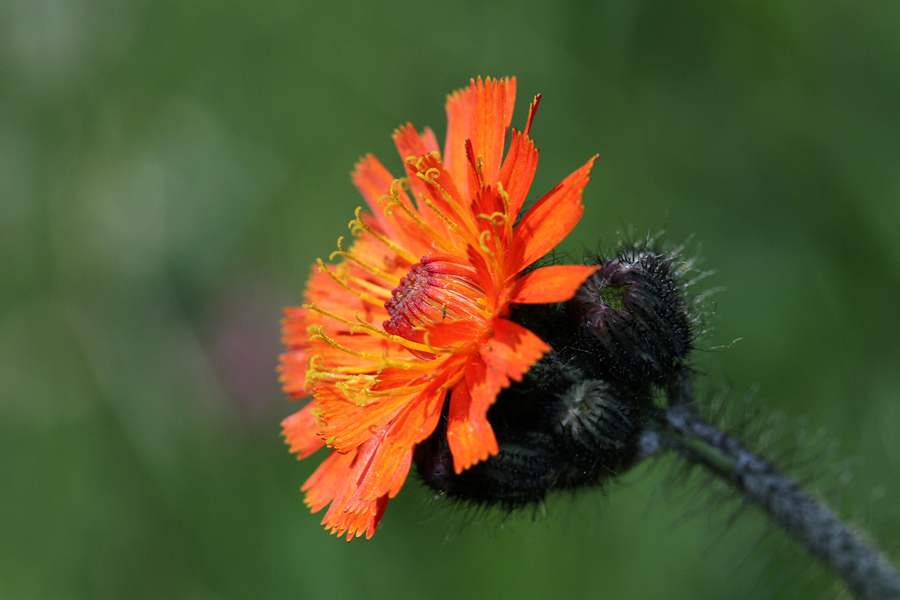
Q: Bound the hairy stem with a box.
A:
[654,404,900,600]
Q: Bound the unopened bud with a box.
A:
[415,354,645,508]
[569,250,694,388]
[554,379,642,462]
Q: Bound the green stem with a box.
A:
[653,404,900,600]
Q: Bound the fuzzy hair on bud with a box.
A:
[568,247,697,389]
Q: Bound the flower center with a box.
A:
[384,255,486,339]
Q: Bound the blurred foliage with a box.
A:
[1,1,899,599]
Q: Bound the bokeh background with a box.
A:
[2,1,900,599]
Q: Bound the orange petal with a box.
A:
[365,496,390,540]
[318,363,453,453]
[446,318,549,473]
[446,376,498,473]
[278,349,310,398]
[307,437,389,540]
[352,154,425,244]
[392,124,440,159]
[352,154,396,213]
[356,385,445,499]
[470,77,516,186]
[505,155,598,274]
[327,494,388,541]
[510,264,599,305]
[282,402,325,459]
[498,128,539,221]
[470,182,505,224]
[302,447,356,513]
[420,126,440,156]
[426,319,483,349]
[479,317,550,386]
[302,268,370,316]
[358,444,416,500]
[317,391,408,452]
[465,244,498,305]
[393,123,435,199]
[444,77,516,200]
[306,400,435,540]
[280,306,310,347]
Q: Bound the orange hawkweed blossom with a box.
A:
[280,77,598,540]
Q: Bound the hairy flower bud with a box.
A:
[415,353,645,508]
[568,249,694,388]
[554,379,642,461]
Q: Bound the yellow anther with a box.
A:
[378,186,453,252]
[378,183,402,216]
[308,326,420,370]
[420,195,458,230]
[328,237,399,284]
[496,181,511,210]
[349,206,418,264]
[415,161,472,230]
[478,229,496,257]
[346,275,392,300]
[316,259,384,307]
[349,219,365,238]
[303,303,460,358]
[476,211,507,226]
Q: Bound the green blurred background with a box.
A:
[2,1,899,598]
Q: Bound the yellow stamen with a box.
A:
[357,380,437,398]
[474,154,485,185]
[349,207,419,264]
[475,208,508,260]
[307,338,434,404]
[346,275,392,299]
[476,211,507,226]
[416,159,471,225]
[307,369,377,383]
[310,407,327,429]
[378,186,453,252]
[438,369,466,393]
[329,237,400,284]
[420,329,473,356]
[317,259,384,307]
[420,194,460,232]
[478,229,496,258]
[497,181,511,214]
[378,180,405,217]
[315,364,383,375]
[496,181,514,241]
[303,357,378,403]
[304,303,462,356]
[309,327,376,358]
[333,380,378,406]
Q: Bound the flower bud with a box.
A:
[415,353,645,508]
[553,379,642,463]
[568,249,694,388]
[414,414,561,509]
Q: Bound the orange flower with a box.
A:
[280,77,598,540]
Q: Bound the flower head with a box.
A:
[280,77,598,540]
